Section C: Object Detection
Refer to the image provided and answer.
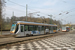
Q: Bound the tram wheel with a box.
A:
[31,34,33,36]
[26,34,29,37]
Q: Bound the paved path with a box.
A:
[0,31,10,35]
[0,33,75,50]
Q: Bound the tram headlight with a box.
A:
[10,30,15,34]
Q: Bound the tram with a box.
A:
[10,21,57,37]
[62,26,70,32]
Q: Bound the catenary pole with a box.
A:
[26,4,27,21]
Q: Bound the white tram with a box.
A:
[62,26,70,32]
[10,21,57,37]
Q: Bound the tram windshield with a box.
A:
[11,24,16,31]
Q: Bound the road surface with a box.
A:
[0,31,75,50]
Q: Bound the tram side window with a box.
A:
[42,26,44,31]
[56,27,57,30]
[34,25,38,31]
[54,26,57,30]
[45,26,49,29]
[24,25,28,31]
[21,26,24,32]
[38,26,42,31]
[53,27,54,30]
[53,26,57,30]
[29,25,33,31]
[50,26,51,30]
[51,26,53,30]
[53,26,55,30]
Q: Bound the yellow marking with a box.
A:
[10,31,14,34]
[53,30,56,32]
[62,30,66,31]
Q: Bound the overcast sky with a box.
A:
[5,0,75,24]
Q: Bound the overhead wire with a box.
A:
[7,0,75,17]
[7,0,50,16]
[8,0,26,8]
[6,6,25,13]
[7,0,75,24]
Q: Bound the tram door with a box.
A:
[38,26,41,34]
[20,25,25,36]
[50,26,53,33]
[52,26,53,33]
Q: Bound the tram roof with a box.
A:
[14,21,57,26]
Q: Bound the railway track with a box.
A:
[0,31,74,49]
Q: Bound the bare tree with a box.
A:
[0,0,2,30]
[0,0,5,33]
